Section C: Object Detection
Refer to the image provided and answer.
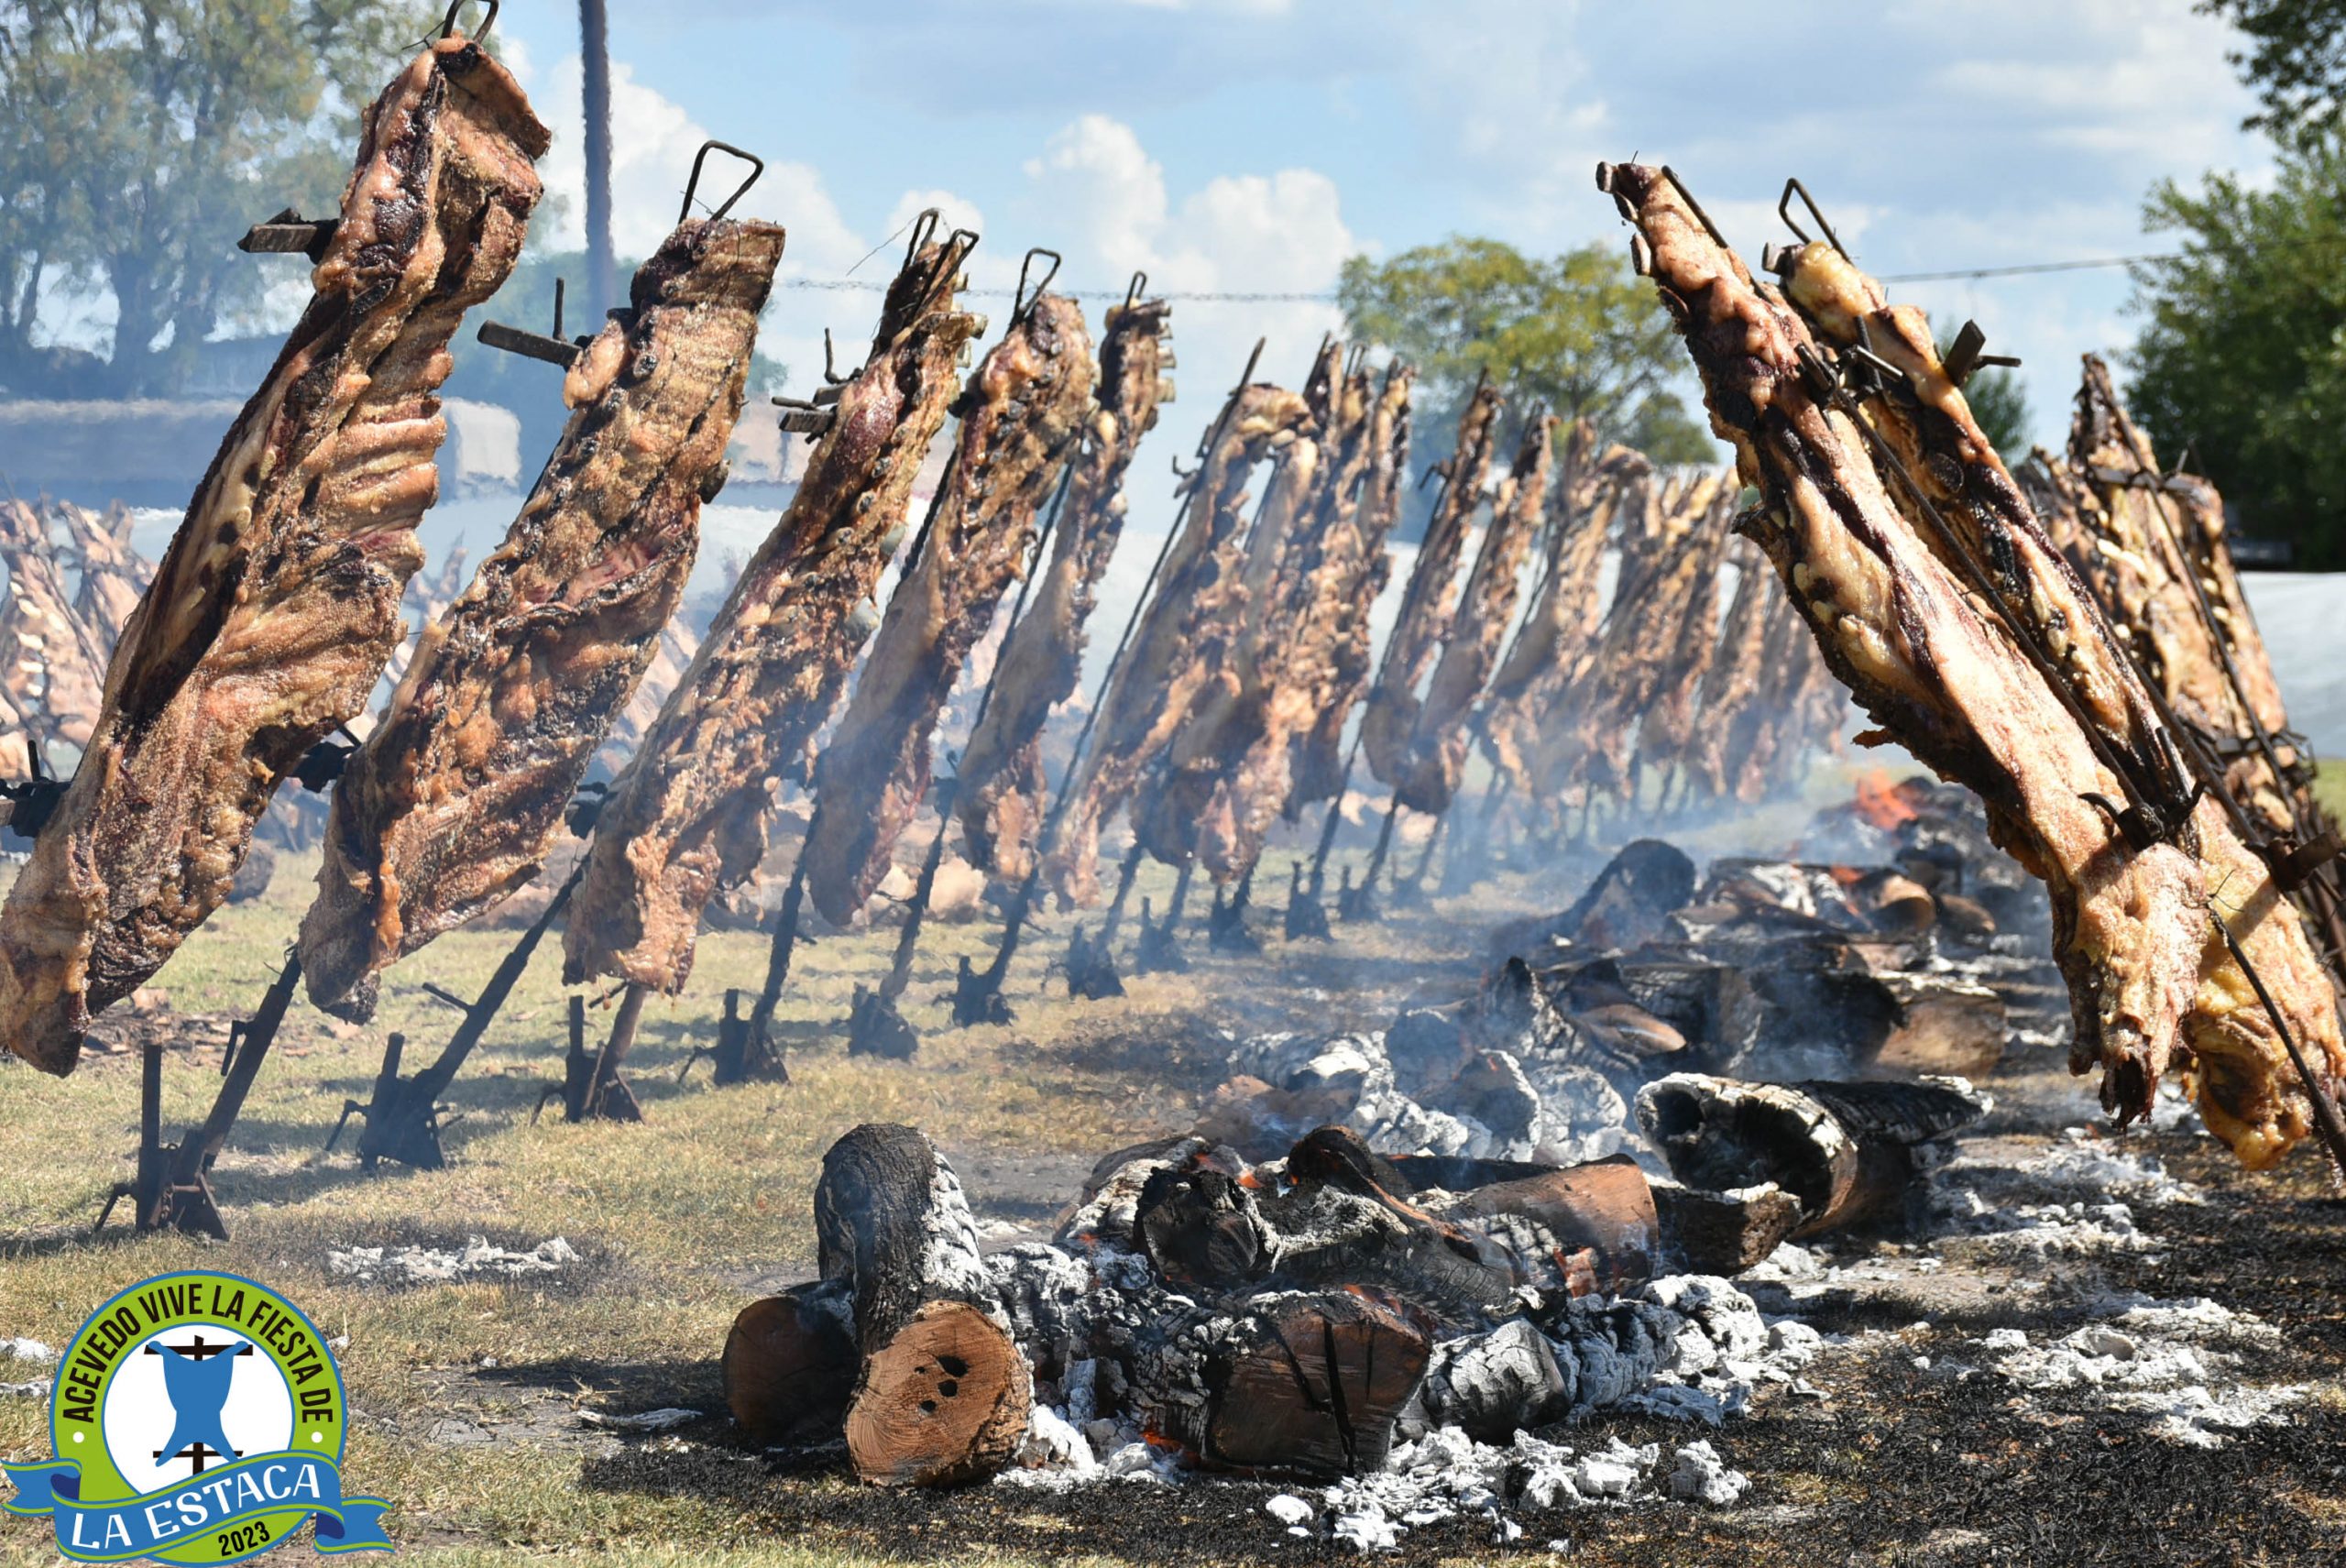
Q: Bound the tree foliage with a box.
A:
[2126,138,2346,566]
[1337,236,1716,473]
[0,0,435,399]
[2198,0,2346,146]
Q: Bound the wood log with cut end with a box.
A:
[1603,160,2346,1169]
[846,1299,1031,1487]
[1637,1072,1984,1237]
[1136,1288,1431,1478]
[812,1124,1031,1486]
[0,34,548,1071]
[721,1281,857,1443]
[1873,970,2007,1079]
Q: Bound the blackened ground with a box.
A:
[566,1112,2346,1567]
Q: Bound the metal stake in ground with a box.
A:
[955,343,1267,1027]
[94,951,303,1241]
[573,982,647,1123]
[326,861,586,1170]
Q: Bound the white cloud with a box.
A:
[1015,114,1352,532]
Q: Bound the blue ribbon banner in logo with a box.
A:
[3,1453,391,1560]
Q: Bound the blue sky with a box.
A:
[476,0,2271,490]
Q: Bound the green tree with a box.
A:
[1336,236,1716,475]
[2197,0,2346,147]
[2125,138,2346,566]
[0,0,436,399]
[1934,330,2033,464]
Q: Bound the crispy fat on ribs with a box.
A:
[955,294,1171,883]
[1288,360,1414,812]
[300,217,784,1014]
[0,35,547,1073]
[799,293,1097,926]
[1386,412,1556,814]
[1359,381,1503,792]
[562,229,982,992]
[1042,379,1311,904]
[1605,160,2344,1168]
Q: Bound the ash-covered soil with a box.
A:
[547,1046,2346,1568]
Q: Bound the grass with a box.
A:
[4,762,2340,1565]
[0,823,1541,1567]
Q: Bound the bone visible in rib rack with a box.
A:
[0,34,548,1072]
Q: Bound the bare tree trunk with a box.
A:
[579,0,616,313]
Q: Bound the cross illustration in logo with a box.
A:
[144,1333,254,1475]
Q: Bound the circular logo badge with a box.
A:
[5,1270,389,1564]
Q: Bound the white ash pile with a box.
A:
[719,1122,1844,1537]
[0,1334,56,1399]
[326,1234,578,1286]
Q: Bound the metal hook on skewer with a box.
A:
[1013,247,1062,324]
[1775,176,1847,258]
[822,329,848,386]
[477,275,595,368]
[236,206,338,262]
[1938,319,2023,388]
[1122,269,1150,313]
[1659,165,1730,252]
[904,208,943,269]
[439,0,498,43]
[678,139,764,226]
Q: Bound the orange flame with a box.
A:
[1854,769,1920,832]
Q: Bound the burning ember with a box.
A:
[1853,768,1923,832]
